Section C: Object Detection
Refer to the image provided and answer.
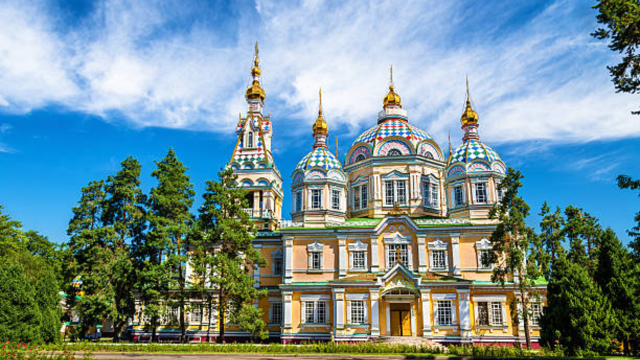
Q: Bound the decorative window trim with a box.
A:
[475,238,493,269]
[348,240,368,270]
[432,293,457,300]
[452,184,465,207]
[271,248,283,274]
[473,182,488,204]
[384,232,411,269]
[300,294,331,301]
[381,170,409,181]
[308,241,324,252]
[345,293,370,301]
[347,299,368,325]
[348,240,369,251]
[428,238,449,270]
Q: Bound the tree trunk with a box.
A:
[152,317,158,343]
[206,295,213,343]
[218,289,225,344]
[521,291,531,349]
[179,262,186,344]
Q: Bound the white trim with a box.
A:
[348,240,369,251]
[432,293,457,300]
[300,294,331,301]
[472,295,506,302]
[345,293,369,301]
[384,232,411,244]
[308,241,324,252]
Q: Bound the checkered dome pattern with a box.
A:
[351,119,433,150]
[296,147,343,171]
[451,139,501,164]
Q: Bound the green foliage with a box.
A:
[0,262,43,344]
[488,167,542,349]
[617,175,640,259]
[538,202,565,280]
[35,269,62,344]
[145,149,195,343]
[1,342,75,360]
[592,0,640,109]
[564,206,602,276]
[198,167,267,342]
[540,253,617,355]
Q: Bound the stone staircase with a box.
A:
[376,336,446,351]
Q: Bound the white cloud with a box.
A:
[0,0,637,146]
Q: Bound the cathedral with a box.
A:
[129,46,547,346]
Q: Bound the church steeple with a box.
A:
[383,65,402,108]
[461,77,480,142]
[245,42,266,110]
[312,88,329,149]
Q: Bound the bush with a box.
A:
[0,341,76,360]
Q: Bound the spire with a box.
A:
[460,76,479,127]
[312,88,329,148]
[383,65,402,107]
[245,41,266,102]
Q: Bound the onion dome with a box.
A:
[460,77,478,126]
[296,147,343,171]
[312,88,328,135]
[383,66,401,107]
[449,139,501,164]
[353,119,433,149]
[245,42,266,102]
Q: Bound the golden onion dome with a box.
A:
[383,66,401,107]
[313,88,328,135]
[245,80,266,101]
[460,77,478,126]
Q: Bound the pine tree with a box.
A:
[188,222,216,342]
[538,202,565,280]
[0,261,43,344]
[488,167,542,349]
[540,253,616,355]
[198,167,267,343]
[564,206,602,276]
[146,149,195,343]
[595,228,639,355]
[617,175,640,259]
[36,267,62,344]
[102,156,146,341]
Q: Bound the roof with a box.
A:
[450,139,501,164]
[295,147,343,171]
[352,118,433,149]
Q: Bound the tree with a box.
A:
[538,202,565,280]
[0,261,43,344]
[187,222,216,342]
[198,167,267,343]
[592,0,640,113]
[101,156,146,341]
[617,175,640,258]
[146,149,195,343]
[36,267,63,344]
[488,167,542,349]
[563,206,602,277]
[540,253,617,355]
[595,228,640,355]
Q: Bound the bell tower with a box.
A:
[229,42,283,230]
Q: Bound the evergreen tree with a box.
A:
[0,261,43,344]
[36,268,63,344]
[617,175,640,258]
[102,156,146,341]
[595,228,639,355]
[564,206,602,277]
[188,222,216,342]
[538,202,565,280]
[540,253,616,355]
[146,149,195,343]
[199,167,267,343]
[0,204,25,257]
[488,168,542,349]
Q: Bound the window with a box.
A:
[165,307,179,325]
[303,301,327,324]
[273,258,283,275]
[384,180,407,206]
[247,132,254,148]
[530,303,542,326]
[309,252,322,270]
[331,190,340,210]
[477,302,503,326]
[388,149,402,156]
[190,306,202,323]
[361,185,368,208]
[496,182,505,202]
[479,249,491,268]
[350,300,366,324]
[355,154,365,162]
[295,192,302,212]
[352,251,366,270]
[422,181,439,208]
[491,302,503,326]
[353,185,368,210]
[432,250,446,269]
[436,301,453,325]
[477,302,489,326]
[475,182,487,203]
[454,185,464,206]
[270,303,283,325]
[387,243,408,267]
[311,189,322,209]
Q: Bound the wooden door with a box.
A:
[401,309,411,336]
[390,303,412,336]
[390,310,401,336]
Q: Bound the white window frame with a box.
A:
[307,241,324,270]
[435,300,454,326]
[428,238,449,270]
[384,233,411,269]
[294,191,303,212]
[301,299,329,325]
[310,189,322,210]
[476,238,493,270]
[348,240,368,271]
[496,180,505,203]
[530,302,542,327]
[453,185,465,207]
[474,182,488,204]
[422,180,439,208]
[269,302,283,325]
[346,293,369,326]
[384,180,407,206]
[331,189,340,210]
[271,248,283,275]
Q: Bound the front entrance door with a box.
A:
[389,303,412,336]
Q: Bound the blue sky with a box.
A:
[0,0,638,244]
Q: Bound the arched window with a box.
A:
[247,132,254,148]
[425,152,434,159]
[388,149,402,156]
[355,154,366,162]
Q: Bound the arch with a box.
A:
[243,163,254,170]
[446,165,465,178]
[306,169,327,180]
[417,140,443,161]
[327,169,346,182]
[241,179,253,187]
[230,163,240,170]
[256,178,269,186]
[292,172,304,185]
[467,161,491,173]
[492,162,506,174]
[376,138,412,157]
[347,144,372,165]
[388,149,402,156]
[257,162,267,169]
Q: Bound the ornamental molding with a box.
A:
[428,237,448,250]
[415,218,469,226]
[348,240,369,251]
[384,232,411,244]
[307,241,324,252]
[475,238,492,250]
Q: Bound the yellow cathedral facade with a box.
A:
[129,46,547,346]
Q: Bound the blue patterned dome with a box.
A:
[296,147,343,171]
[450,139,500,164]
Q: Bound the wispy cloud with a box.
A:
[0,0,638,146]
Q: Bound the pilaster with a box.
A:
[253,244,262,287]
[333,288,345,330]
[457,289,471,338]
[421,289,432,337]
[370,290,380,337]
[451,233,461,276]
[418,237,427,273]
[282,290,293,332]
[370,235,379,272]
[284,236,293,284]
[338,236,347,277]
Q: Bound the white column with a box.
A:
[457,289,471,338]
[282,291,293,329]
[410,303,416,336]
[421,290,432,337]
[338,236,347,278]
[418,237,427,273]
[333,288,345,330]
[372,174,381,199]
[370,290,380,337]
[451,233,461,276]
[253,244,262,288]
[370,235,379,272]
[253,191,260,213]
[284,237,293,284]
[386,303,391,334]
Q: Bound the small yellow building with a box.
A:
[129,47,546,347]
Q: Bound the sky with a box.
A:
[0,0,638,245]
